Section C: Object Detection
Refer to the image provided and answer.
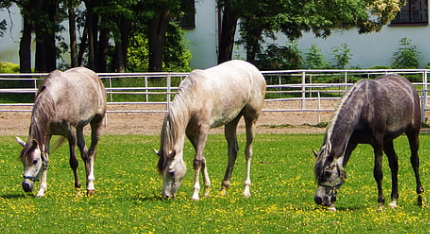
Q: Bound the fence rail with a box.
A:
[0,69,429,123]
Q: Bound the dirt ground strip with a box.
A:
[2,100,429,136]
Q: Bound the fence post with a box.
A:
[317,91,321,124]
[301,71,306,109]
[34,77,37,99]
[144,76,148,102]
[108,77,113,102]
[167,73,171,112]
[422,71,428,123]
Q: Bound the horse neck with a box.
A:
[324,87,364,158]
[160,104,190,156]
[28,93,54,151]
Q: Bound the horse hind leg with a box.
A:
[242,115,258,198]
[80,117,104,196]
[383,140,399,208]
[220,116,240,195]
[68,130,82,196]
[406,128,426,207]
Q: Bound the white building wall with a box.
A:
[183,0,219,69]
[291,25,430,68]
[0,4,28,66]
[1,2,429,70]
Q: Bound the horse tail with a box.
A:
[52,136,67,152]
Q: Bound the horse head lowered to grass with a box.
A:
[16,67,106,197]
[314,74,425,211]
[155,60,266,200]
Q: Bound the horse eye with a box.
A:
[324,171,332,178]
[32,159,38,165]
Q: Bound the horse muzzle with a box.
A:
[22,179,34,192]
[315,186,337,209]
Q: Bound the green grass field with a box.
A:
[1,133,430,233]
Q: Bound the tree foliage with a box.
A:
[220,0,406,64]
[1,0,192,72]
[1,0,408,71]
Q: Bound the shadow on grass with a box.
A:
[0,193,28,199]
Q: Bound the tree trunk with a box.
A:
[68,2,78,67]
[218,5,238,64]
[34,0,57,72]
[19,17,32,73]
[97,28,109,72]
[148,10,170,72]
[244,25,263,64]
[115,17,131,72]
[77,23,88,66]
[84,0,96,70]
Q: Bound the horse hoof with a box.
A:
[219,188,227,196]
[86,190,95,196]
[388,202,398,209]
[376,205,385,212]
[418,195,427,207]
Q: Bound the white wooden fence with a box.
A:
[0,69,429,123]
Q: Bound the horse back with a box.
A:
[38,67,107,124]
[183,60,266,127]
[187,60,266,104]
[358,74,420,136]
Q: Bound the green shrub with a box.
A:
[255,43,303,70]
[391,37,420,69]
[304,44,331,69]
[331,44,352,69]
[0,61,20,73]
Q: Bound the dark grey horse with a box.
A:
[314,74,425,211]
[16,67,107,197]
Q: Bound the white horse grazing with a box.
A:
[155,60,266,200]
[17,67,106,197]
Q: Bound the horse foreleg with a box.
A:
[36,153,49,197]
[36,137,51,197]
[190,128,209,200]
[373,143,385,210]
[383,140,399,208]
[201,157,211,197]
[406,130,426,206]
[36,168,48,197]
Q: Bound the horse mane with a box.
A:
[314,83,363,181]
[157,77,194,173]
[21,83,56,160]
[314,140,333,181]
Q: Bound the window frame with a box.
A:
[390,0,428,26]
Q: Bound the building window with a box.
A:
[179,0,195,29]
[391,0,428,25]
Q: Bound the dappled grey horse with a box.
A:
[16,67,106,197]
[155,60,266,200]
[314,74,425,211]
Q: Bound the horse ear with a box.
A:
[153,149,161,157]
[31,139,39,147]
[16,137,26,147]
[313,150,319,158]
